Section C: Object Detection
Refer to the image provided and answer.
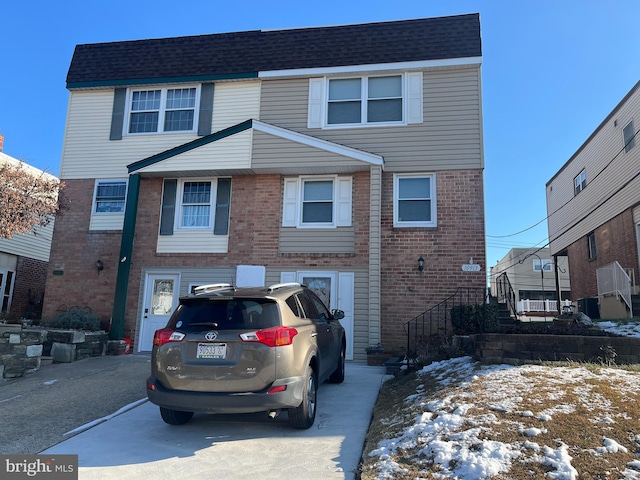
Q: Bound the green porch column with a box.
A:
[110,174,141,340]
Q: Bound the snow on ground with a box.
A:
[367,320,640,480]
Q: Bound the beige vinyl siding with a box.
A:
[136,130,252,175]
[211,81,261,132]
[259,66,483,171]
[0,223,54,262]
[547,87,640,256]
[252,131,370,173]
[265,267,370,362]
[89,214,125,231]
[368,166,382,345]
[156,230,228,253]
[279,227,355,253]
[62,82,261,179]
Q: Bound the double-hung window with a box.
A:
[282,176,352,228]
[327,75,403,126]
[574,169,586,195]
[394,174,436,227]
[93,180,127,214]
[180,181,212,228]
[587,232,597,260]
[624,120,636,153]
[128,86,198,134]
[533,259,553,272]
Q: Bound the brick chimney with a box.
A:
[0,134,4,152]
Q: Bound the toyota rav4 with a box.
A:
[146,282,346,429]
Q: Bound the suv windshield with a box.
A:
[169,298,280,332]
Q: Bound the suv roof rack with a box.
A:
[267,282,302,293]
[193,283,234,294]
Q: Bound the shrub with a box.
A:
[48,310,101,331]
[451,304,498,334]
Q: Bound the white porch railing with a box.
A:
[597,261,633,315]
[517,299,572,314]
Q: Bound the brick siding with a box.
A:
[7,256,48,320]
[380,169,486,352]
[566,208,639,300]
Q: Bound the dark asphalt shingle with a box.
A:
[67,14,481,87]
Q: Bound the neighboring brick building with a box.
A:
[546,80,640,319]
[0,146,56,321]
[43,15,486,360]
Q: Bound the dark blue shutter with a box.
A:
[110,88,126,140]
[198,83,215,136]
[213,178,231,235]
[159,179,177,235]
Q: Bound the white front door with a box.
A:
[139,273,180,352]
[282,271,354,360]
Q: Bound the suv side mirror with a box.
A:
[331,309,345,321]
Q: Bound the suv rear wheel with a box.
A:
[288,365,317,429]
[160,407,194,425]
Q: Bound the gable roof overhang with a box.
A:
[127,119,383,178]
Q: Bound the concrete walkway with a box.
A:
[43,363,386,480]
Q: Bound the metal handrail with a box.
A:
[494,272,518,318]
[597,261,633,315]
[404,287,488,366]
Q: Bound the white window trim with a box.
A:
[533,259,553,272]
[574,169,586,195]
[393,173,437,228]
[175,178,217,231]
[308,72,422,129]
[124,85,201,136]
[282,175,352,229]
[623,120,636,153]
[92,179,128,215]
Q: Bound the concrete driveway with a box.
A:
[43,363,386,480]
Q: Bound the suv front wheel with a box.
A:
[288,365,317,429]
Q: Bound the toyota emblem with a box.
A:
[205,331,218,341]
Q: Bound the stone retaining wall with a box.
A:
[473,333,640,365]
[0,324,109,379]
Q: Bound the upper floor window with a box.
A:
[328,76,402,125]
[574,169,586,195]
[282,176,352,228]
[307,72,423,129]
[533,259,553,272]
[623,120,636,153]
[93,180,127,214]
[394,173,436,227]
[127,87,198,134]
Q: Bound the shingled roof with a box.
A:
[66,14,481,88]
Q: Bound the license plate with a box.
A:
[197,342,226,359]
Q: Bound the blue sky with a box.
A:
[2,0,640,275]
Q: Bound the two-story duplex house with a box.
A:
[546,80,640,319]
[42,14,486,361]
[490,247,571,317]
[0,139,56,321]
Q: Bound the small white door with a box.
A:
[139,273,180,352]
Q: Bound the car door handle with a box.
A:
[311,332,318,337]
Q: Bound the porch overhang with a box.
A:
[127,119,384,178]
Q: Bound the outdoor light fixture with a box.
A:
[418,257,425,272]
[95,260,104,272]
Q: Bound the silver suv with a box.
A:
[146,282,346,429]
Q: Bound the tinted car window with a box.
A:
[306,290,331,322]
[295,292,318,320]
[168,298,279,331]
[285,295,303,318]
